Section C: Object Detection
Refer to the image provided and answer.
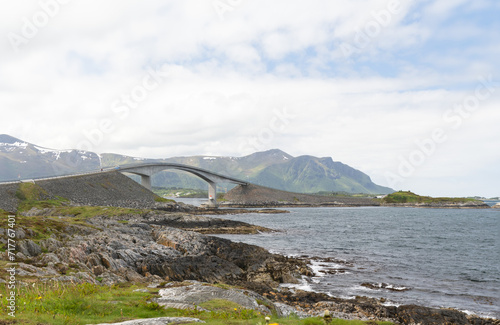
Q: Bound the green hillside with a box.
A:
[101,149,393,195]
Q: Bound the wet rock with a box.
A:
[360,282,411,292]
[396,305,469,325]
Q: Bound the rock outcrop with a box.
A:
[7,210,307,292]
[381,201,491,209]
[155,281,276,315]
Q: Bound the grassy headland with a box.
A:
[381,191,479,204]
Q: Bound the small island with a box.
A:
[379,191,490,208]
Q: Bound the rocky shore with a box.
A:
[2,203,498,325]
[2,204,309,292]
[380,201,491,208]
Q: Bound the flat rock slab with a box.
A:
[92,317,204,324]
[155,281,273,314]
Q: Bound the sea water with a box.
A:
[212,206,499,319]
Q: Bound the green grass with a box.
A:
[0,282,174,324]
[154,196,176,203]
[15,182,48,201]
[198,299,245,313]
[19,204,145,219]
[381,191,478,204]
[315,191,377,198]
[0,282,393,325]
[15,183,71,211]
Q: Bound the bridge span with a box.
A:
[118,163,248,207]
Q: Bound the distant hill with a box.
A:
[0,134,393,195]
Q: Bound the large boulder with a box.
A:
[155,281,274,314]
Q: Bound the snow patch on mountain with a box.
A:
[0,141,28,152]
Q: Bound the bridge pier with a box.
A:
[208,181,217,207]
[141,175,152,191]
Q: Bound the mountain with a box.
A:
[251,155,391,194]
[101,149,393,194]
[0,135,393,194]
[0,134,100,181]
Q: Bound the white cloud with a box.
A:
[0,0,499,197]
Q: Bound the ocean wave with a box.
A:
[360,282,412,292]
[308,256,354,276]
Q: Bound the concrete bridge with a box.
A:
[118,163,248,207]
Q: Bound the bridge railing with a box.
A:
[0,163,249,187]
[0,167,118,185]
[119,163,249,185]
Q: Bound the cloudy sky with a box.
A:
[1,0,499,197]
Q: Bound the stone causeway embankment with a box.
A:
[223,184,379,207]
[0,171,158,213]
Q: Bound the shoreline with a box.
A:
[208,207,499,323]
[219,202,492,209]
[280,254,499,321]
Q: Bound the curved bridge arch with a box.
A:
[118,163,248,207]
